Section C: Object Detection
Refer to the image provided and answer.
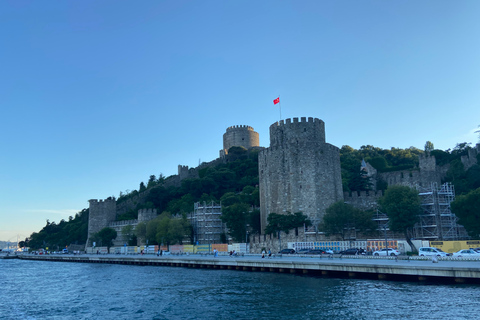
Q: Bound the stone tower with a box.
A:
[220,125,259,157]
[86,198,117,247]
[258,117,343,232]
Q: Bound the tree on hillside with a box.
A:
[379,186,421,252]
[145,212,191,246]
[451,187,480,238]
[220,186,261,241]
[264,212,311,235]
[135,221,147,245]
[121,225,137,246]
[424,141,434,153]
[221,202,250,242]
[92,227,117,249]
[319,201,377,240]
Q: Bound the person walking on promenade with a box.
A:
[262,250,265,258]
[268,249,272,258]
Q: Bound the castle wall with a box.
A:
[259,117,343,232]
[376,154,443,189]
[86,198,117,246]
[461,143,480,170]
[222,125,259,156]
[343,190,383,210]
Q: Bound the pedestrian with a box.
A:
[262,249,265,258]
[268,249,272,258]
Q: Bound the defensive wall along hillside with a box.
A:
[258,117,343,232]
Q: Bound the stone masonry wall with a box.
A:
[221,125,259,157]
[259,117,343,232]
[86,198,117,247]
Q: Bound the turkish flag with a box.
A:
[273,97,280,105]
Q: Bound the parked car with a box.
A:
[324,249,334,255]
[278,249,295,254]
[452,249,480,258]
[339,248,365,255]
[373,248,400,256]
[306,249,325,255]
[295,249,310,254]
[418,247,450,257]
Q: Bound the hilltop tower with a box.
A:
[86,198,117,247]
[258,117,343,232]
[220,125,259,157]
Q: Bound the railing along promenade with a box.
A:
[17,253,480,284]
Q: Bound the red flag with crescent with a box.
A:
[273,97,280,105]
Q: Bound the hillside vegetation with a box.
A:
[23,142,480,250]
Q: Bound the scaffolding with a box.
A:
[414,182,468,241]
[189,201,225,244]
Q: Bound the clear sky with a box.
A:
[1,1,479,242]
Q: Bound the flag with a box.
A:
[273,97,280,105]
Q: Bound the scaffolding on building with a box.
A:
[414,182,468,241]
[189,201,225,244]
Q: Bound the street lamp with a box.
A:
[384,224,389,256]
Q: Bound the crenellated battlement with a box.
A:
[138,208,157,222]
[344,190,383,199]
[269,117,325,148]
[271,117,322,127]
[225,125,255,132]
[343,190,383,210]
[89,198,116,204]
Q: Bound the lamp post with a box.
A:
[278,229,282,251]
[384,225,389,256]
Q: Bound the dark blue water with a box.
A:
[1,259,479,319]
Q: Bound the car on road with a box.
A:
[324,249,334,255]
[339,248,365,255]
[305,249,325,255]
[278,249,295,254]
[295,249,310,254]
[418,247,450,257]
[452,249,480,258]
[373,248,400,256]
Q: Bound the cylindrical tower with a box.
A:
[258,117,343,232]
[86,198,117,247]
[221,125,259,156]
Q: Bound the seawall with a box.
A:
[18,254,480,284]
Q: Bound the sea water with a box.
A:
[1,259,479,320]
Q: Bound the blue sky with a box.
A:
[1,1,479,242]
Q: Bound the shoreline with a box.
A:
[14,253,480,284]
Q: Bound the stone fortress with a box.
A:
[258,117,343,231]
[86,116,480,251]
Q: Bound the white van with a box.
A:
[418,247,450,257]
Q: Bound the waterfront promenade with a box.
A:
[17,253,480,284]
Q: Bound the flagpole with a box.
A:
[279,95,282,120]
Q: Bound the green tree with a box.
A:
[135,221,147,245]
[451,187,480,238]
[424,141,434,153]
[320,201,376,240]
[221,202,250,242]
[121,225,137,246]
[379,186,421,252]
[92,227,117,249]
[264,212,311,235]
